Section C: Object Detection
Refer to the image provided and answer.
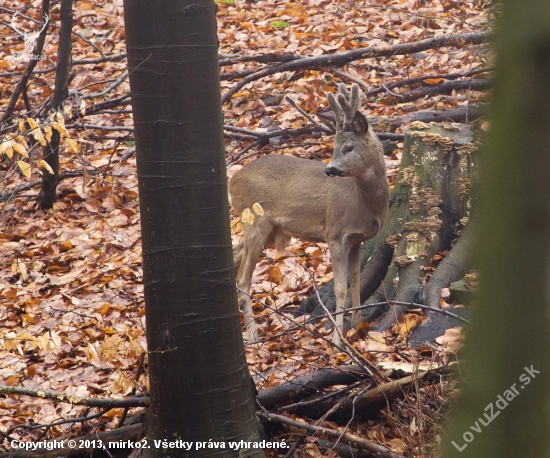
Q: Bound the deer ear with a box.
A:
[352,111,369,135]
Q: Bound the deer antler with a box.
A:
[326,83,365,132]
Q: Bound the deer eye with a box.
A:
[343,145,354,153]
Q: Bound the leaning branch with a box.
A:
[221,32,489,103]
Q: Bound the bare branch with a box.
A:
[221,32,489,103]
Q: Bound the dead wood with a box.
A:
[256,365,370,410]
[280,365,451,422]
[370,103,486,132]
[397,78,490,102]
[364,67,492,98]
[316,103,485,139]
[0,385,148,408]
[221,32,489,103]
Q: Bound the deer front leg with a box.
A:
[329,241,348,346]
[348,243,361,317]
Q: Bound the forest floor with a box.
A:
[0,0,489,456]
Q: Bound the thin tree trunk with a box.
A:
[38,0,72,209]
[124,1,264,457]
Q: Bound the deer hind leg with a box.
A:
[274,230,291,257]
[329,241,349,346]
[233,241,244,273]
[236,221,273,342]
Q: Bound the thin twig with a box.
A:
[258,412,405,458]
[284,96,322,126]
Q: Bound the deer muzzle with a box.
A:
[325,165,343,177]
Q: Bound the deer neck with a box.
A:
[353,158,388,216]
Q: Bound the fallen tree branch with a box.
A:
[0,385,148,408]
[398,78,490,102]
[221,32,489,103]
[296,364,454,422]
[257,412,405,458]
[365,67,492,98]
[219,52,301,67]
[256,365,371,410]
[372,103,486,131]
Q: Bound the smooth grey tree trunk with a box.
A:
[124,1,265,456]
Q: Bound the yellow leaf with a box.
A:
[30,124,47,146]
[18,331,34,342]
[56,111,65,125]
[17,161,31,179]
[231,219,243,235]
[43,125,52,142]
[67,138,79,153]
[241,207,254,225]
[50,121,69,137]
[1,141,13,158]
[15,135,28,148]
[64,103,73,116]
[4,332,18,352]
[38,160,54,174]
[37,332,50,351]
[13,142,28,158]
[18,119,26,132]
[252,202,264,216]
[26,117,39,129]
[87,342,99,360]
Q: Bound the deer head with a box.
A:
[325,83,372,179]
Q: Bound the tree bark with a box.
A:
[124,1,264,456]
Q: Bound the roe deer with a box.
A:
[229,84,389,345]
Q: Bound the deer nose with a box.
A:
[325,166,342,177]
